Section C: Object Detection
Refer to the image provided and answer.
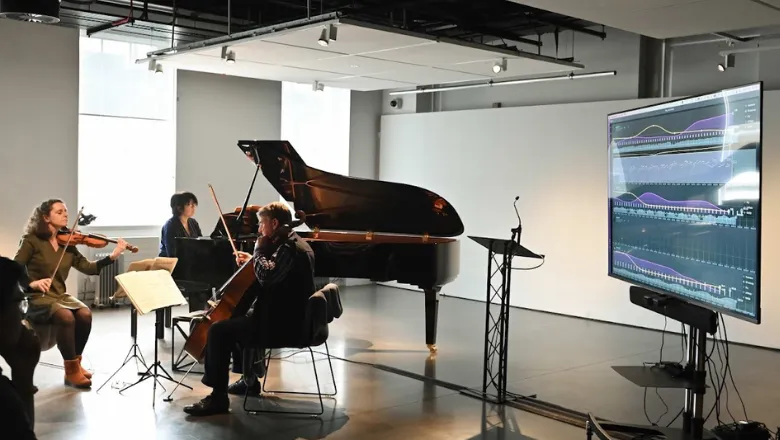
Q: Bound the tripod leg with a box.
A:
[154,363,187,386]
[97,342,146,394]
[164,354,199,402]
[119,371,153,394]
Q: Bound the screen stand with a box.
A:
[586,286,718,440]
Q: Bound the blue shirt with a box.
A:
[159,217,202,257]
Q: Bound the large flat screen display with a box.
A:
[608,82,762,323]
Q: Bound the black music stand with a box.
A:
[113,270,190,407]
[461,235,544,405]
[96,305,149,393]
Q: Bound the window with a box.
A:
[280,82,351,211]
[280,82,351,176]
[78,35,176,227]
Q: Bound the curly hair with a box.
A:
[258,201,292,226]
[24,199,63,239]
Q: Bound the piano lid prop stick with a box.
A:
[207,184,239,257]
[50,206,85,279]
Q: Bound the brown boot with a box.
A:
[75,355,92,379]
[64,359,91,389]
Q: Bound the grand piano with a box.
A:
[172,140,463,352]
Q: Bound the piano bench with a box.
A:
[171,311,206,373]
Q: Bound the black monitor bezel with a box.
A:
[606,81,763,325]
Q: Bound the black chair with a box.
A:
[169,280,213,371]
[243,283,342,416]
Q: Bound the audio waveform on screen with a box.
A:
[612,251,724,294]
[612,192,727,214]
[613,114,729,148]
[612,207,739,227]
[626,157,734,173]
[611,150,742,185]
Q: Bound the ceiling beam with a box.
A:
[529,16,606,39]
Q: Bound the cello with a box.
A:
[183,259,256,362]
[183,185,303,362]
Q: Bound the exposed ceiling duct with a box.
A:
[0,0,61,24]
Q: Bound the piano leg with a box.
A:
[424,288,440,353]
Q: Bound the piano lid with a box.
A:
[238,140,464,238]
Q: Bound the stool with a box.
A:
[171,310,206,372]
[158,280,212,340]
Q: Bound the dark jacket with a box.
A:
[249,231,315,347]
[159,217,202,258]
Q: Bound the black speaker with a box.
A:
[0,0,60,24]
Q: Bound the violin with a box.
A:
[56,229,139,253]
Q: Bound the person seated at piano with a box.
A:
[0,256,40,439]
[183,201,315,417]
[159,191,202,258]
[13,199,128,389]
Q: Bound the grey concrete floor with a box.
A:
[3,284,778,439]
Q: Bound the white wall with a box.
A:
[176,70,282,232]
[379,92,780,349]
[0,20,80,294]
[281,82,351,177]
[350,91,383,180]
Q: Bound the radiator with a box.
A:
[94,252,122,308]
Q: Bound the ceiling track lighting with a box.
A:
[149,59,163,75]
[221,46,236,64]
[717,54,735,72]
[312,80,324,92]
[388,70,618,96]
[318,24,338,47]
[492,58,507,74]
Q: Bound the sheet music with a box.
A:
[112,257,178,299]
[115,270,187,315]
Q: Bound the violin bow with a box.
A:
[50,206,84,280]
[208,184,240,261]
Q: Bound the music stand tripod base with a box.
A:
[97,306,150,394]
[119,317,191,407]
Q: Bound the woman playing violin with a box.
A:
[13,199,128,389]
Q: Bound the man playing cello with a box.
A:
[184,202,315,416]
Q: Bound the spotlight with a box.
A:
[312,80,324,92]
[718,54,735,72]
[318,28,329,47]
[0,0,60,24]
[221,46,236,64]
[328,24,338,42]
[492,58,507,74]
[155,63,163,75]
